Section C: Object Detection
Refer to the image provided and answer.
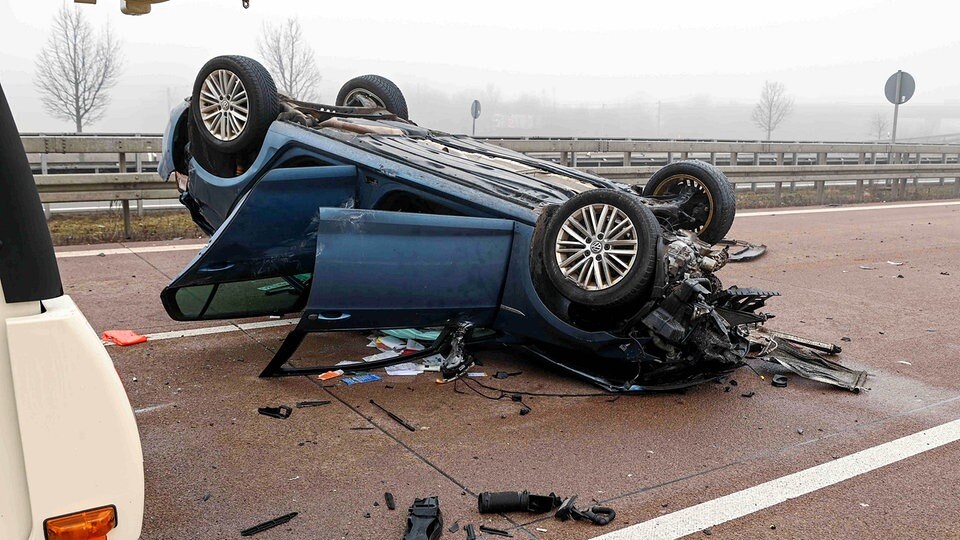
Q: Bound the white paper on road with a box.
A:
[384,362,424,376]
[363,350,402,362]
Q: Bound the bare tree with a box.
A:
[751,81,793,141]
[257,18,322,101]
[34,5,122,133]
[870,112,889,141]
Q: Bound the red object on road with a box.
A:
[102,329,147,346]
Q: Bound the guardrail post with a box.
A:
[774,181,782,205]
[940,153,946,185]
[121,200,132,239]
[623,151,631,167]
[730,152,737,167]
[710,152,716,165]
[560,151,569,166]
[40,153,51,219]
[570,150,577,167]
[750,153,759,191]
[667,151,674,163]
[135,151,144,218]
[789,152,797,191]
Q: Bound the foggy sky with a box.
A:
[1,0,958,138]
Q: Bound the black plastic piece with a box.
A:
[555,496,616,526]
[403,496,443,540]
[479,525,513,537]
[772,374,789,388]
[384,492,396,510]
[257,405,292,419]
[477,491,561,514]
[464,524,477,540]
[295,400,330,408]
[240,512,298,536]
[0,83,63,303]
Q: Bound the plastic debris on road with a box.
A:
[342,373,382,385]
[317,369,343,381]
[102,329,147,346]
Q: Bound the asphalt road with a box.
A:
[56,200,960,539]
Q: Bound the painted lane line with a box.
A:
[56,243,206,259]
[102,319,299,346]
[54,201,960,259]
[738,200,960,218]
[590,417,960,540]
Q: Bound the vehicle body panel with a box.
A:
[304,208,515,330]
[0,81,144,539]
[5,294,145,540]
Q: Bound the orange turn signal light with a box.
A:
[44,505,117,540]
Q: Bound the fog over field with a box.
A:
[2,0,958,140]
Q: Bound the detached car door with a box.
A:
[162,164,360,321]
[299,208,516,331]
[163,163,516,329]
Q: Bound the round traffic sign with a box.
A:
[471,100,482,119]
[885,71,915,105]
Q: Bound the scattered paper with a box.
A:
[364,350,402,362]
[897,360,913,365]
[385,362,425,376]
[336,360,361,366]
[886,260,905,266]
[467,372,487,378]
[859,265,876,270]
[405,339,425,351]
[376,336,406,351]
[420,353,444,372]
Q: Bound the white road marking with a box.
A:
[738,200,960,217]
[53,202,960,260]
[56,243,206,259]
[103,318,298,346]
[590,417,960,540]
[133,403,177,415]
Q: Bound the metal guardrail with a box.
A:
[24,134,960,237]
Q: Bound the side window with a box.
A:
[374,191,462,216]
[172,274,311,319]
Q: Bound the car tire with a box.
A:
[542,189,660,308]
[641,160,736,244]
[190,55,280,155]
[336,75,409,119]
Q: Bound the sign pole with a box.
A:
[891,70,902,143]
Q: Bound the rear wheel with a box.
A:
[336,75,409,119]
[541,189,660,308]
[642,160,736,244]
[190,55,280,157]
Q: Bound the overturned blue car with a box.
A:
[158,55,780,392]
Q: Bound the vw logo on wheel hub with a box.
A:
[590,240,603,253]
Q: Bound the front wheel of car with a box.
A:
[336,75,409,119]
[542,189,661,309]
[641,160,736,245]
[190,55,281,155]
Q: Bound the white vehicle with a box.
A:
[0,84,144,540]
